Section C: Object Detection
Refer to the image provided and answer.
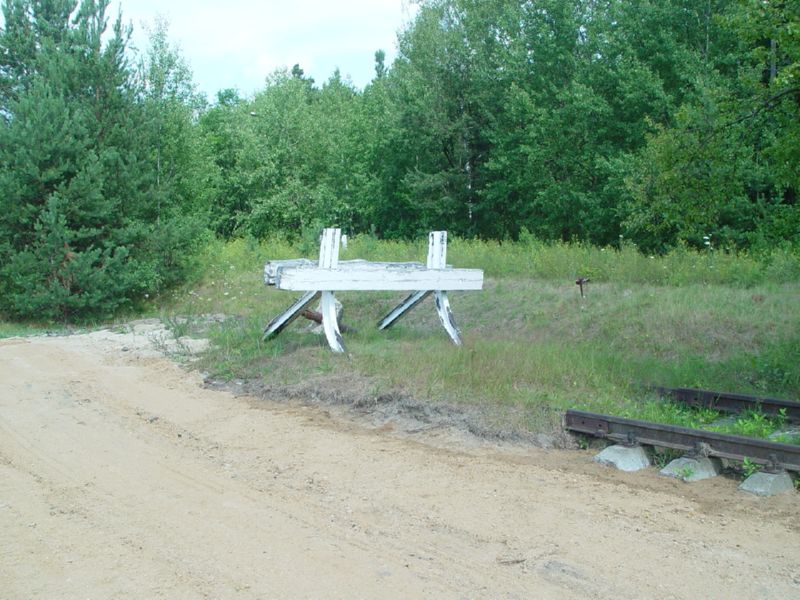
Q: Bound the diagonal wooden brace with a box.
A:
[376,231,462,345]
[377,290,432,330]
[263,291,320,340]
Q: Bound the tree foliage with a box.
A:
[623,0,800,251]
[199,0,797,252]
[0,1,204,321]
[1,0,798,321]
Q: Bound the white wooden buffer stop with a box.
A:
[263,229,484,353]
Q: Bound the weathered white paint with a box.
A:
[434,290,461,346]
[318,228,340,269]
[427,231,447,269]
[264,259,315,286]
[425,232,462,344]
[275,267,483,292]
[263,228,483,352]
[265,260,427,285]
[320,290,345,353]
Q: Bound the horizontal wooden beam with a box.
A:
[265,259,428,285]
[264,259,315,285]
[275,266,484,292]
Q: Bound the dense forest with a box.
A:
[1,0,798,320]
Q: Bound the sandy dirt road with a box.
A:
[1,327,799,599]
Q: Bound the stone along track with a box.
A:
[566,386,800,473]
[565,388,800,495]
[564,410,800,472]
[1,330,800,599]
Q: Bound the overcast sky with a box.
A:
[102,1,419,99]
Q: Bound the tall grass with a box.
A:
[0,321,54,339]
[188,233,800,288]
[448,236,797,286]
[158,234,799,435]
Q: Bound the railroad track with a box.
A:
[565,387,800,473]
[652,386,800,423]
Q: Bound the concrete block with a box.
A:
[659,456,721,482]
[594,444,651,472]
[739,471,795,497]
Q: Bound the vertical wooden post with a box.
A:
[427,231,447,270]
[318,228,341,270]
[428,232,462,346]
[318,229,345,353]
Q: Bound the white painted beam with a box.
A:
[265,259,428,285]
[265,259,315,286]
[274,267,484,292]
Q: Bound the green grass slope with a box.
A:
[154,236,800,438]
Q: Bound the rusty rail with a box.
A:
[565,409,800,472]
[652,386,800,423]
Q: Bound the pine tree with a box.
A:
[0,0,202,321]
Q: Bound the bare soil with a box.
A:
[1,323,799,599]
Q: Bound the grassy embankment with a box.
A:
[3,235,793,439]
[154,235,800,440]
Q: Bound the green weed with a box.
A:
[710,411,786,440]
[0,321,53,338]
[152,236,799,438]
[652,448,685,469]
[742,457,761,478]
